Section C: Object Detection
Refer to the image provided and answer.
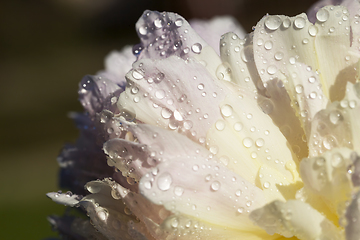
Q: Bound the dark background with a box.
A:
[0,0,318,239]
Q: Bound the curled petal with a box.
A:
[250,200,342,240]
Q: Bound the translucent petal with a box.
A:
[250,200,343,240]
[191,16,246,55]
[219,32,258,92]
[118,55,226,145]
[139,154,267,231]
[46,191,81,207]
[345,190,360,240]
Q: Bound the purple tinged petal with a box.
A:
[307,0,343,23]
[135,10,210,60]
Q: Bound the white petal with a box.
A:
[118,55,226,144]
[250,200,343,240]
[139,154,267,231]
[219,32,258,92]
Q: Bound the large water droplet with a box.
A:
[191,43,202,54]
[174,186,184,196]
[265,16,282,30]
[243,137,253,148]
[294,17,306,29]
[220,104,233,117]
[316,9,330,22]
[308,25,318,36]
[329,110,342,124]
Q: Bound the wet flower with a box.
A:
[48,1,360,239]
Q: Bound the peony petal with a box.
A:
[206,81,300,186]
[250,200,342,240]
[313,5,357,101]
[300,148,353,217]
[219,32,259,92]
[308,82,360,156]
[98,46,135,88]
[190,16,246,55]
[139,154,267,231]
[104,123,212,182]
[253,6,358,103]
[46,191,82,207]
[118,55,226,144]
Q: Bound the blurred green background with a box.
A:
[0,0,317,239]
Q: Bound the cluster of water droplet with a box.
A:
[136,10,206,60]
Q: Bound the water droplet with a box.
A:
[302,38,309,44]
[234,122,243,132]
[243,137,253,148]
[211,181,221,191]
[234,46,240,52]
[263,181,270,189]
[237,207,244,213]
[220,104,233,117]
[316,157,325,166]
[274,52,284,60]
[154,18,163,28]
[316,9,330,22]
[191,43,202,54]
[235,189,242,197]
[289,57,296,64]
[197,83,204,90]
[138,26,147,35]
[175,18,183,27]
[155,89,165,99]
[161,108,172,119]
[215,120,225,131]
[157,172,172,191]
[295,84,303,94]
[294,17,306,29]
[174,186,184,196]
[144,181,152,189]
[308,76,316,83]
[264,41,273,50]
[259,98,274,114]
[183,120,193,130]
[255,138,265,147]
[267,65,277,75]
[308,25,318,36]
[192,165,199,171]
[282,18,291,28]
[265,16,282,30]
[329,110,342,124]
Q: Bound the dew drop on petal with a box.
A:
[183,120,193,130]
[174,186,184,196]
[175,18,183,27]
[294,17,306,29]
[274,52,284,60]
[282,18,291,28]
[243,137,253,148]
[210,181,221,191]
[255,138,265,147]
[144,181,152,190]
[154,18,163,28]
[308,25,318,36]
[161,108,172,119]
[235,189,242,197]
[191,43,202,54]
[329,110,342,124]
[295,84,303,94]
[264,41,273,50]
[157,172,172,191]
[234,122,243,132]
[316,9,330,22]
[267,65,277,75]
[263,181,270,189]
[265,16,282,30]
[221,104,233,117]
[215,120,225,131]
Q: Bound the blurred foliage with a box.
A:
[0,0,317,239]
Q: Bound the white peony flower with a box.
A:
[48,1,360,239]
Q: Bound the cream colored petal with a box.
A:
[314,6,357,101]
[219,32,259,92]
[206,81,299,186]
[308,82,360,156]
[139,154,267,232]
[118,55,226,145]
[300,148,353,217]
[250,200,343,240]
